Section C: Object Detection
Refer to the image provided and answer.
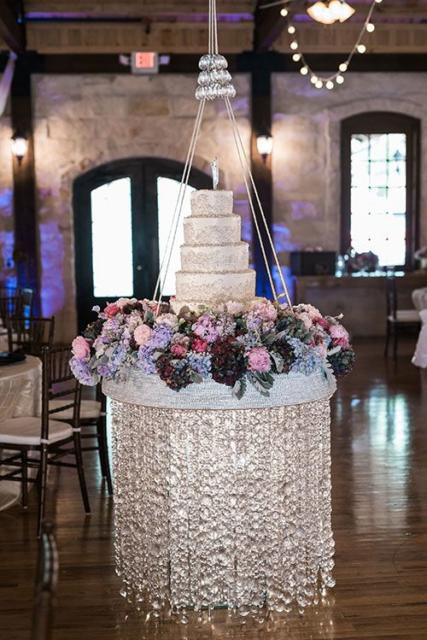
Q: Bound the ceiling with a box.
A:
[1,0,427,54]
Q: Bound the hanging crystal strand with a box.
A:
[265,406,286,613]
[319,401,336,593]
[168,409,191,617]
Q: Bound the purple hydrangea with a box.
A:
[147,325,173,349]
[288,338,324,375]
[192,314,220,343]
[137,344,157,374]
[187,352,212,378]
[70,356,99,386]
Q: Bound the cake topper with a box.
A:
[210,158,219,190]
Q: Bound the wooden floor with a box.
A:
[1,339,427,639]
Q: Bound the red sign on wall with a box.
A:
[131,52,159,74]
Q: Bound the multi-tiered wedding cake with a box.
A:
[173,189,256,311]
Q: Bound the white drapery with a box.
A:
[0,52,17,117]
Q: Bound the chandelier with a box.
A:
[307,1,355,25]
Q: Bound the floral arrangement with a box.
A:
[70,298,355,398]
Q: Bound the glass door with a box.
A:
[73,158,210,330]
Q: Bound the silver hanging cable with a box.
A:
[225,97,293,309]
[224,98,278,302]
[153,99,206,306]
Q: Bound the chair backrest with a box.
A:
[41,345,82,443]
[7,317,55,355]
[31,522,58,640]
[0,294,24,324]
[385,276,398,320]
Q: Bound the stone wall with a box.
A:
[0,109,14,284]
[272,72,427,261]
[32,73,251,341]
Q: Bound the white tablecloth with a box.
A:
[0,355,41,510]
[412,288,427,368]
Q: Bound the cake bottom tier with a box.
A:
[174,269,256,309]
[110,398,335,616]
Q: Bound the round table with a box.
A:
[104,368,337,617]
[412,287,427,368]
[0,355,42,511]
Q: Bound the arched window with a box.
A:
[341,112,420,269]
[73,158,211,330]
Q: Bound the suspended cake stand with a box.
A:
[103,0,337,621]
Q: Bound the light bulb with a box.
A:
[257,135,273,158]
[287,25,296,34]
[375,0,382,3]
[311,75,318,84]
[315,80,323,89]
[336,74,345,84]
[292,53,301,62]
[326,80,334,90]
[357,44,366,53]
[300,66,309,75]
[11,135,28,161]
[290,40,298,50]
[366,22,375,32]
[339,62,348,72]
[280,8,289,17]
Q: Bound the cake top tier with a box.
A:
[191,189,233,217]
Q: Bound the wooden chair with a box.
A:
[0,294,24,325]
[50,382,113,496]
[7,316,55,355]
[31,522,58,640]
[0,345,91,536]
[385,276,420,360]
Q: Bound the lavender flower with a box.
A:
[70,356,99,386]
[187,352,212,378]
[288,338,324,375]
[148,325,173,349]
[137,345,157,375]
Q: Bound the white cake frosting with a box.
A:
[173,190,256,311]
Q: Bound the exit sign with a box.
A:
[131,52,159,75]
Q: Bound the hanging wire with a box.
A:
[225,98,293,308]
[153,0,294,311]
[153,99,206,306]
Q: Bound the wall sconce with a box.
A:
[11,134,28,164]
[256,134,273,163]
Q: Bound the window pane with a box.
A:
[91,177,134,298]
[157,177,195,297]
[350,132,407,267]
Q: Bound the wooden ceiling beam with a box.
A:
[254,0,288,53]
[0,0,25,52]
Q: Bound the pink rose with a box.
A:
[250,299,278,322]
[104,303,119,318]
[247,347,271,373]
[171,344,187,358]
[329,324,349,347]
[72,336,91,360]
[192,337,208,353]
[134,324,152,346]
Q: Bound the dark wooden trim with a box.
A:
[10,54,40,310]
[340,112,421,270]
[253,1,287,53]
[0,1,25,53]
[4,52,427,75]
[251,60,274,298]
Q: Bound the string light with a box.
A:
[281,0,381,90]
[280,7,288,16]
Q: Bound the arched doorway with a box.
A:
[73,158,211,330]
